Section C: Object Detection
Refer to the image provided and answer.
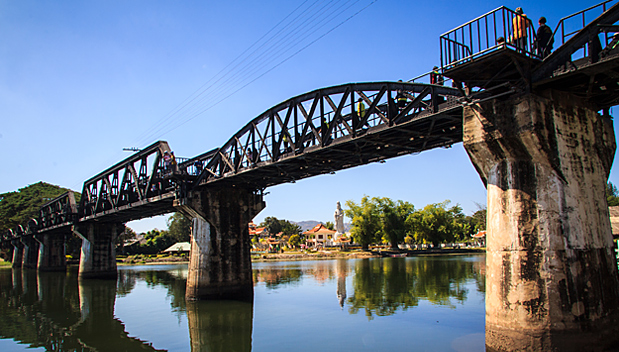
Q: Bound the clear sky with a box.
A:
[1,0,616,233]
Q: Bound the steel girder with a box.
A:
[38,191,78,232]
[78,141,176,223]
[190,81,463,190]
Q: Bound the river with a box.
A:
[0,255,486,351]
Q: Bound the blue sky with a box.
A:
[1,0,615,233]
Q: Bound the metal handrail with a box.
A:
[440,6,538,70]
[552,0,617,57]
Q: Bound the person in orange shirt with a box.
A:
[512,7,529,52]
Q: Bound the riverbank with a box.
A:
[116,248,485,265]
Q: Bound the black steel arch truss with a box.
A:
[78,141,176,222]
[192,81,463,190]
[39,191,78,232]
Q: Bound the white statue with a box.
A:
[334,201,345,240]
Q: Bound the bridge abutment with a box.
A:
[176,187,265,301]
[75,223,121,279]
[463,91,619,351]
[36,233,66,272]
[21,237,39,269]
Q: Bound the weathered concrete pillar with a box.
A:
[36,232,66,272]
[463,91,619,351]
[21,237,39,269]
[176,187,265,301]
[11,241,23,269]
[75,223,121,279]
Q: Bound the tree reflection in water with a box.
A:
[348,257,485,319]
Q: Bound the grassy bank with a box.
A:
[114,248,484,265]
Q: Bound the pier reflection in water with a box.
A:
[0,255,485,351]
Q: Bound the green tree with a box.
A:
[375,197,415,250]
[468,205,486,234]
[260,216,282,236]
[288,234,302,248]
[116,226,138,252]
[607,182,619,206]
[325,221,334,230]
[127,229,175,254]
[345,196,380,250]
[280,219,302,237]
[407,201,467,248]
[167,212,191,242]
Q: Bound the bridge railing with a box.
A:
[551,0,617,61]
[178,149,218,177]
[440,6,538,71]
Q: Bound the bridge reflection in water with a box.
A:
[0,257,485,351]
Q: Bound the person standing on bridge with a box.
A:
[430,66,444,85]
[356,99,366,119]
[534,17,554,58]
[170,151,178,174]
[511,7,529,53]
[163,151,172,172]
[396,80,407,111]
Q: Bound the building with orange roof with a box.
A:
[303,223,336,247]
[248,222,266,237]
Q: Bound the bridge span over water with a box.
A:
[4,2,619,350]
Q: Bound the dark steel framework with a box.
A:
[189,82,463,191]
[78,141,178,223]
[39,191,78,232]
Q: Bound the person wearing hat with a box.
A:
[163,151,172,172]
[534,16,554,58]
[430,66,444,85]
[512,7,529,52]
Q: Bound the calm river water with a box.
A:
[0,255,486,352]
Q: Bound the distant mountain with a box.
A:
[294,220,321,232]
[293,220,351,232]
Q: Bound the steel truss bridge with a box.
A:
[3,1,619,243]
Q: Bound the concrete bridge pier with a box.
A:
[176,187,265,301]
[74,223,122,279]
[21,237,39,269]
[11,241,23,269]
[36,233,66,272]
[463,91,619,351]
